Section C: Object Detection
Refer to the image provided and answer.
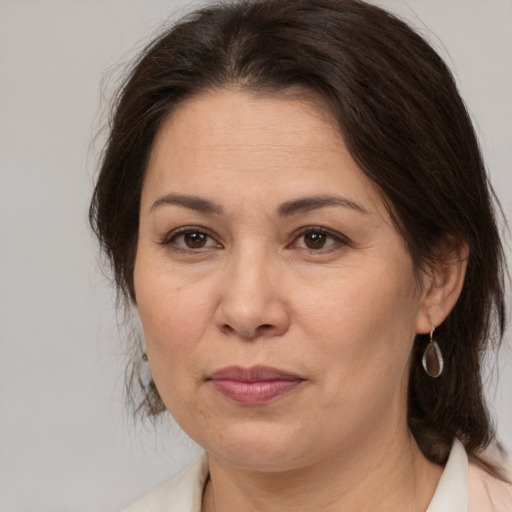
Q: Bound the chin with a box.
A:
[195,421,319,472]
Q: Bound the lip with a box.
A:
[208,366,305,405]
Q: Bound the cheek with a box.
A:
[134,270,213,421]
[135,249,209,337]
[133,254,214,389]
[297,263,420,390]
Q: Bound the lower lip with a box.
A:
[210,379,304,405]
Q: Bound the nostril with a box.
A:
[221,324,234,334]
[219,322,277,339]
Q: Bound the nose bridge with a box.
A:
[232,242,270,296]
[215,240,289,338]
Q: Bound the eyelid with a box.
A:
[160,225,222,249]
[290,226,350,251]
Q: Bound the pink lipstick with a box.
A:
[208,366,305,405]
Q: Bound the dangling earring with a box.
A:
[142,352,148,362]
[422,323,443,378]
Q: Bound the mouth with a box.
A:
[207,365,306,405]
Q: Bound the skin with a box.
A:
[134,89,468,512]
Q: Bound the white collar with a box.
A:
[426,438,469,512]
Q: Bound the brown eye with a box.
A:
[164,228,221,250]
[183,231,208,248]
[292,228,345,252]
[303,232,327,249]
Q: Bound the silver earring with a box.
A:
[422,324,443,378]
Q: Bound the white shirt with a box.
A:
[123,439,512,512]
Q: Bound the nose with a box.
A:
[214,247,290,340]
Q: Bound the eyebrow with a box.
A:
[277,195,368,217]
[150,194,224,215]
[150,193,368,217]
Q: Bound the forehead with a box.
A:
[143,88,384,213]
[157,88,343,158]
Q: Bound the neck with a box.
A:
[202,428,443,512]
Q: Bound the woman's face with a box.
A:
[134,89,429,472]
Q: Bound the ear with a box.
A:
[416,237,469,334]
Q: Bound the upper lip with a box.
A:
[208,365,304,382]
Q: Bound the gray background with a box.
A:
[0,0,510,510]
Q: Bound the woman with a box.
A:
[89,0,512,510]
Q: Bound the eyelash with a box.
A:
[290,226,349,253]
[160,226,221,251]
[160,226,349,253]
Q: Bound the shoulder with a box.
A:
[122,453,209,512]
[468,460,512,512]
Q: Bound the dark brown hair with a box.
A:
[89,0,507,473]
